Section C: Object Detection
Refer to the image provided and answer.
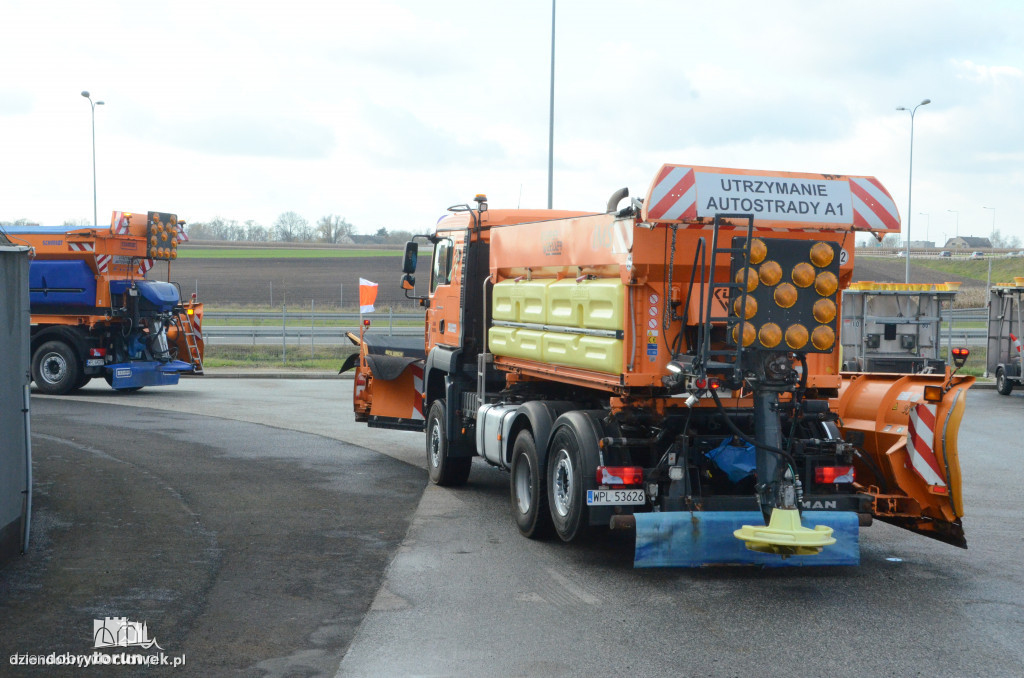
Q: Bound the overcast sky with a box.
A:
[2,0,1022,245]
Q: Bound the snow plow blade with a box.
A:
[633,511,859,568]
[835,372,974,548]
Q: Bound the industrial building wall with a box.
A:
[0,246,31,565]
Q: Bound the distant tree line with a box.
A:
[184,213,415,245]
[1,213,415,246]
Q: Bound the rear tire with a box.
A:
[510,430,551,539]
[32,340,80,395]
[426,399,472,486]
[547,425,588,543]
[996,367,1014,395]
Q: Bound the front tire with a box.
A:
[996,367,1014,395]
[510,430,551,539]
[32,340,80,395]
[426,399,472,486]
[547,425,588,542]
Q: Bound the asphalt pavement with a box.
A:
[0,389,425,677]
[1,378,1020,678]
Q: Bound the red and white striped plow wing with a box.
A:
[907,403,946,487]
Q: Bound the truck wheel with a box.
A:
[547,425,588,542]
[426,399,472,486]
[32,340,80,395]
[510,430,551,539]
[996,367,1014,395]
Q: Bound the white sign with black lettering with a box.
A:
[695,172,854,224]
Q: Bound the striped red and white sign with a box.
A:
[1011,333,1022,353]
[849,177,900,233]
[411,363,425,421]
[137,258,155,276]
[645,166,698,222]
[907,402,946,487]
[643,165,900,233]
[68,242,95,252]
[96,254,111,273]
[111,211,131,235]
[176,223,189,242]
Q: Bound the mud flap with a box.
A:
[633,511,859,568]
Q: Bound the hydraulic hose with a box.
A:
[709,387,797,470]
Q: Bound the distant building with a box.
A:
[944,236,991,249]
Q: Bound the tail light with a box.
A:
[815,465,854,484]
[597,466,643,486]
[88,348,107,358]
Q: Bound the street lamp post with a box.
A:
[948,209,959,239]
[81,91,104,227]
[896,98,930,283]
[546,0,556,209]
[983,206,996,244]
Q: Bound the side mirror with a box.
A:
[402,242,418,274]
[401,273,416,291]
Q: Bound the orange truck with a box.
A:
[8,211,203,395]
[344,164,974,567]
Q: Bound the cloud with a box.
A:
[122,112,337,159]
[0,89,33,116]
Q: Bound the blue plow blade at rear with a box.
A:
[633,511,859,568]
[107,360,195,390]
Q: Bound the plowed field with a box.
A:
[167,254,422,310]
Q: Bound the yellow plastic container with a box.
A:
[1014,276,1024,285]
[541,332,622,374]
[547,278,624,330]
[944,281,962,291]
[492,279,555,323]
[488,327,544,361]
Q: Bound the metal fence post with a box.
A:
[311,299,315,358]
[282,303,287,363]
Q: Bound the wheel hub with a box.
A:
[42,353,67,384]
[429,425,441,468]
[552,450,573,517]
[514,460,532,514]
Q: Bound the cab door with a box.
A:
[426,231,466,352]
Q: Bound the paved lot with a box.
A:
[1,385,424,677]
[2,379,1022,677]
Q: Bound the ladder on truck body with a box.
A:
[175,306,204,374]
[698,214,755,385]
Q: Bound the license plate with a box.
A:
[587,489,645,506]
[86,358,104,367]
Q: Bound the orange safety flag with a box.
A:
[359,278,378,313]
